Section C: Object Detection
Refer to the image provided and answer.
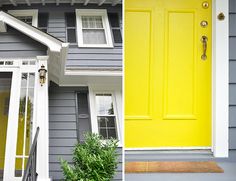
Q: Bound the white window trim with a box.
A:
[75,9,113,48]
[89,87,122,146]
[8,9,38,27]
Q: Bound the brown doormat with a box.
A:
[125,161,224,173]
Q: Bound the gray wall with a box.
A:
[49,82,122,181]
[1,4,122,70]
[229,0,236,154]
[0,25,47,58]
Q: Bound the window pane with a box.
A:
[38,13,48,27]
[96,94,114,115]
[108,128,117,139]
[67,29,76,43]
[65,13,76,27]
[98,117,117,139]
[98,117,106,127]
[17,16,32,25]
[99,128,107,139]
[108,13,120,27]
[15,158,23,177]
[112,29,122,43]
[82,16,103,28]
[83,29,106,44]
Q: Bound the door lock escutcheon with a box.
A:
[201,36,208,60]
[200,20,208,28]
[202,1,209,9]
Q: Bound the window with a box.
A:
[65,12,77,43]
[76,9,113,47]
[8,10,38,27]
[108,13,122,44]
[95,94,118,139]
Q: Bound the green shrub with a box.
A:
[60,133,119,181]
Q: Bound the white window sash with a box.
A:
[8,10,38,27]
[76,9,113,47]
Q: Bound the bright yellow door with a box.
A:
[125,0,212,148]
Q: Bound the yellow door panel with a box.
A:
[125,10,152,120]
[125,0,212,148]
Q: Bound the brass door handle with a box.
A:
[201,36,208,60]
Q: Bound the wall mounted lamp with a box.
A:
[38,65,47,86]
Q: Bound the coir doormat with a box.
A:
[125,161,224,173]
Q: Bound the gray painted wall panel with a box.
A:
[229,60,236,83]
[229,0,236,155]
[230,0,236,13]
[230,14,236,36]
[48,83,122,181]
[229,106,236,127]
[229,37,236,60]
[229,84,236,105]
[0,27,47,58]
[229,128,236,149]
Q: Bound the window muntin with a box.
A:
[76,9,113,47]
[8,10,38,27]
[95,94,118,139]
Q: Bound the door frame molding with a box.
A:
[212,0,229,157]
[124,0,229,158]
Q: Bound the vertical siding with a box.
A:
[229,0,236,152]
[49,82,122,181]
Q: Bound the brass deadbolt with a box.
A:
[218,12,225,21]
[200,20,208,28]
[202,1,209,9]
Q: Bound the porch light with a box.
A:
[38,65,47,86]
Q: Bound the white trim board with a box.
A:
[212,0,229,158]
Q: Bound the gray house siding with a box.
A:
[2,4,123,70]
[0,26,47,58]
[229,0,236,156]
[49,82,122,181]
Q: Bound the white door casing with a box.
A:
[0,57,50,181]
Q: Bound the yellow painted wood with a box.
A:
[0,92,10,169]
[125,0,212,148]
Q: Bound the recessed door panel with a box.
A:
[125,10,152,120]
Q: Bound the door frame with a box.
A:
[0,58,39,180]
[0,67,21,181]
[211,0,229,158]
[125,0,229,158]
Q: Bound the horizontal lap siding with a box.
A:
[49,83,122,181]
[229,0,236,153]
[0,28,47,58]
[2,4,123,70]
